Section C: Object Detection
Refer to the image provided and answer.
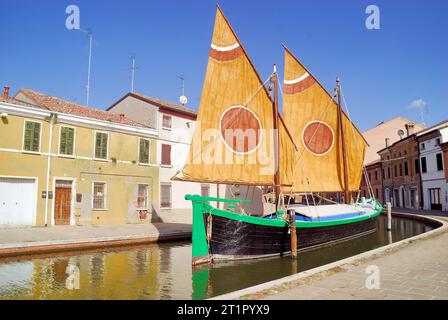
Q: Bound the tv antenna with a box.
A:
[77,28,93,106]
[129,55,138,93]
[178,74,188,105]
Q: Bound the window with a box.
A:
[436,153,444,171]
[137,184,149,209]
[375,189,379,198]
[404,161,409,176]
[394,165,398,177]
[374,171,378,181]
[382,169,385,179]
[59,126,75,155]
[399,163,403,176]
[161,144,171,166]
[162,115,172,129]
[436,138,441,146]
[160,183,172,208]
[23,121,41,152]
[421,157,427,173]
[415,158,420,174]
[368,173,371,182]
[139,138,150,164]
[93,182,106,209]
[421,143,425,150]
[94,132,108,159]
[387,167,391,179]
[201,184,210,197]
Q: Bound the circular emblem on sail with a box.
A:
[302,121,334,156]
[219,106,262,154]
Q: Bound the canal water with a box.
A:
[0,215,434,300]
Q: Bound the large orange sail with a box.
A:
[283,47,367,192]
[175,7,296,186]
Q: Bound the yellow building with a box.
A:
[0,87,159,226]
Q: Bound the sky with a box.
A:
[0,0,447,131]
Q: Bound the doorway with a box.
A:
[54,180,73,225]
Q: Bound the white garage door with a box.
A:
[0,177,36,226]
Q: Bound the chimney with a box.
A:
[385,138,390,148]
[119,114,125,123]
[2,85,10,102]
[405,123,415,136]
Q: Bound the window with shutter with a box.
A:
[23,121,41,152]
[436,153,443,171]
[161,144,171,166]
[421,157,427,173]
[139,139,150,164]
[160,183,172,208]
[95,132,108,159]
[59,126,75,155]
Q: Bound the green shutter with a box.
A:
[23,121,40,152]
[60,127,74,155]
[139,139,150,164]
[95,132,108,159]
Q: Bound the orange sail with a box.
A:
[175,7,296,186]
[283,47,367,192]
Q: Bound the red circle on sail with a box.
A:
[302,121,334,155]
[220,106,261,154]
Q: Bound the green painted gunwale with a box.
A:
[186,194,382,229]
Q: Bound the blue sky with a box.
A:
[0,0,447,131]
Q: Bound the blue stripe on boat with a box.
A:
[263,211,366,222]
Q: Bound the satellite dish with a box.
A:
[179,95,188,105]
[397,129,405,138]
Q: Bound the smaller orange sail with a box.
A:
[283,46,367,192]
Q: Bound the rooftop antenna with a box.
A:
[129,55,137,93]
[178,74,188,105]
[78,28,93,106]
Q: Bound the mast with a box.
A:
[272,65,281,207]
[336,77,350,204]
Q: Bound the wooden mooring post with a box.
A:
[289,210,297,259]
[386,202,392,231]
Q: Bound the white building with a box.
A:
[417,121,448,211]
[108,93,223,223]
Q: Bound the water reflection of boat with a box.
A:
[175,6,382,265]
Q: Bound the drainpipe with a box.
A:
[44,113,57,227]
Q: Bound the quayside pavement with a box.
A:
[0,223,191,258]
[253,216,448,300]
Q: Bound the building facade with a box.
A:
[359,160,383,203]
[417,123,448,211]
[0,88,159,227]
[378,123,422,209]
[107,92,222,223]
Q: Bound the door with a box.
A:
[0,177,36,225]
[429,188,442,210]
[54,180,72,225]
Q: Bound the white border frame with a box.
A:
[301,120,335,156]
[21,119,43,154]
[51,177,76,226]
[138,137,151,165]
[93,130,109,161]
[0,175,38,226]
[159,182,172,209]
[218,105,263,155]
[58,125,77,158]
[136,183,150,210]
[92,181,108,211]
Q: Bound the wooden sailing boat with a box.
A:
[174,6,382,265]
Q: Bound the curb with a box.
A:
[210,213,447,300]
[0,231,191,259]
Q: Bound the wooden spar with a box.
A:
[336,77,350,204]
[272,65,281,208]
